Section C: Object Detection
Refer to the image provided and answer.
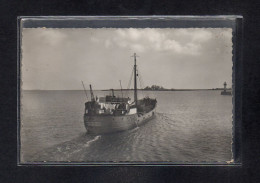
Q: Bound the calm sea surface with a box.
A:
[21,90,232,163]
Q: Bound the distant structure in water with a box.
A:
[221,82,232,95]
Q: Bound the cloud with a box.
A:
[105,39,111,48]
[21,28,232,90]
[101,28,214,55]
[130,44,145,52]
[174,29,213,42]
[90,37,99,43]
[127,29,141,40]
[221,29,232,40]
[37,28,67,46]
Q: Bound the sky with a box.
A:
[21,28,233,90]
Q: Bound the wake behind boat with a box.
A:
[83,53,157,134]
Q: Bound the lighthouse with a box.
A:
[221,82,232,95]
[223,82,227,92]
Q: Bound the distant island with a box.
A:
[143,85,170,91]
[143,85,210,91]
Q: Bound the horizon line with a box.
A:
[21,88,231,91]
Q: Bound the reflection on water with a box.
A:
[21,90,232,162]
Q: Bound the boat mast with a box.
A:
[132,53,138,105]
[89,84,95,101]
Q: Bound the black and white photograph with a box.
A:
[19,18,234,163]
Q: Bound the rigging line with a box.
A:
[138,69,145,89]
[127,67,133,89]
[137,69,145,91]
[137,68,145,99]
[119,80,123,99]
[126,66,134,97]
[138,69,149,98]
[81,81,89,100]
[138,75,144,98]
[127,67,134,89]
[139,74,144,89]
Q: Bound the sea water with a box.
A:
[20,90,232,163]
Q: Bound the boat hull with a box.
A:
[84,108,156,134]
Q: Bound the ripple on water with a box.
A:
[21,90,232,162]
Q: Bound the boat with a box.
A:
[83,53,157,134]
[221,82,232,95]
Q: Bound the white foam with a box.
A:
[69,135,101,155]
[83,135,101,147]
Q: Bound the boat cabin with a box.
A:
[85,95,132,116]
